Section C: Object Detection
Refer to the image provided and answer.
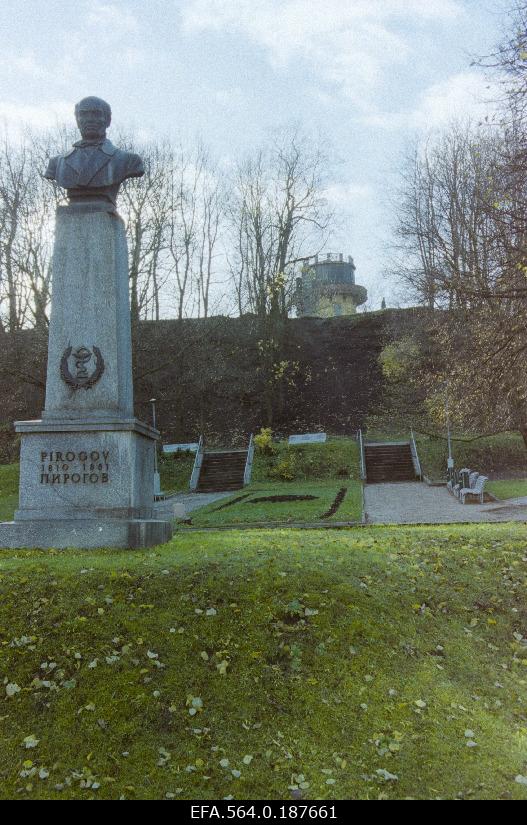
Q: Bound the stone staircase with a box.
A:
[365,442,417,484]
[197,450,248,493]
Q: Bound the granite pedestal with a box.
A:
[0,202,172,549]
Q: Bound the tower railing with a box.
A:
[306,252,355,265]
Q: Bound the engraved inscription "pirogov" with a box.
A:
[40,450,110,485]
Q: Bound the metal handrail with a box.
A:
[410,429,422,480]
[358,429,366,481]
[243,434,255,486]
[189,435,204,491]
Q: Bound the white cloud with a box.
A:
[0,5,144,95]
[213,86,245,108]
[182,0,462,36]
[181,0,464,103]
[324,182,373,209]
[409,71,498,129]
[0,47,79,88]
[0,101,72,136]
[80,1,144,65]
[15,4,147,94]
[361,71,498,130]
[86,1,140,33]
[5,51,53,83]
[118,47,146,69]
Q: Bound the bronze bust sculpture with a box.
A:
[44,96,144,206]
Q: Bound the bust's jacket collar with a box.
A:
[101,139,117,156]
[64,139,117,158]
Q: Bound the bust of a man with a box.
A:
[44,96,144,206]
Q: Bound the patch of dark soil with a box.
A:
[319,487,347,519]
[213,493,252,511]
[247,495,319,504]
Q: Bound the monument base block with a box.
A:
[0,518,172,550]
[0,417,173,550]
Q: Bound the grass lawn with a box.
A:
[252,437,361,484]
[0,463,19,522]
[1,523,527,800]
[187,480,363,527]
[487,479,527,501]
[159,453,196,494]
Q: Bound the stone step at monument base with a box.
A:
[0,518,172,550]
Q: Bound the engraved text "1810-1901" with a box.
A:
[40,449,110,485]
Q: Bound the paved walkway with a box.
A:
[169,491,233,513]
[157,486,527,527]
[364,482,527,524]
[154,491,234,521]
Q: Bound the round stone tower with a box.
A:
[296,253,367,317]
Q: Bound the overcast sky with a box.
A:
[0,0,510,310]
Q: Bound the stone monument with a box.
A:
[0,97,173,549]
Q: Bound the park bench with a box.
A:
[447,468,457,494]
[448,467,471,498]
[459,475,488,504]
[467,471,479,494]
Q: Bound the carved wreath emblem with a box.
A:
[60,345,105,390]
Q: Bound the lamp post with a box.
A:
[445,382,454,472]
[150,398,161,497]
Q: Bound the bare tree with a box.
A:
[196,171,222,318]
[0,129,68,333]
[117,137,173,326]
[228,130,332,321]
[0,137,32,332]
[392,117,527,445]
[167,146,201,320]
[164,144,224,320]
[226,130,332,423]
[391,123,506,310]
[478,1,527,125]
[19,131,67,330]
